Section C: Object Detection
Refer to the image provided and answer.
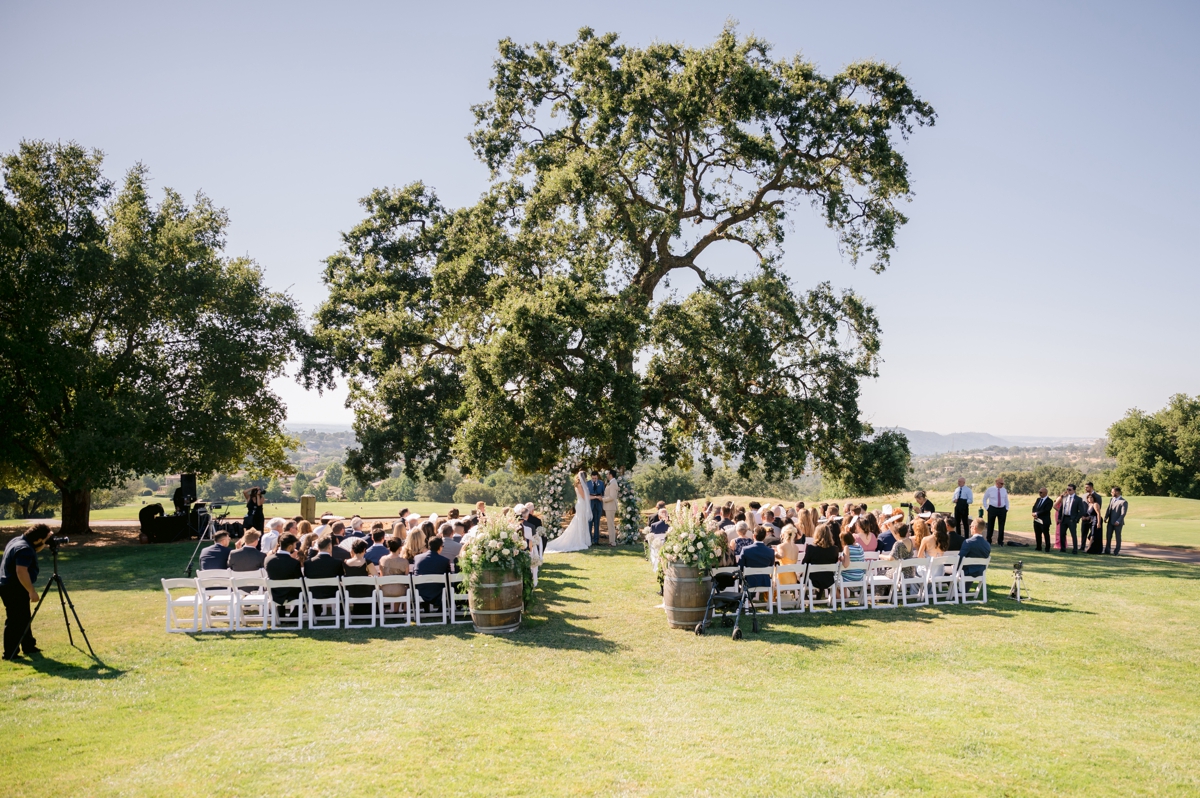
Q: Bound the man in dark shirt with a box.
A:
[364,530,389,566]
[264,534,303,611]
[303,537,343,608]
[439,524,463,562]
[228,530,267,571]
[413,537,452,610]
[1,524,52,660]
[198,531,233,571]
[648,510,670,537]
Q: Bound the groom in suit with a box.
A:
[603,470,619,546]
[586,471,606,546]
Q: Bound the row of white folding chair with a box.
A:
[162,573,472,633]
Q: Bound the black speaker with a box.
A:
[180,473,198,503]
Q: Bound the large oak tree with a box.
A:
[307,26,930,490]
[0,141,300,533]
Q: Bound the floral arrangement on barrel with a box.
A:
[536,461,575,541]
[617,474,642,544]
[458,515,536,605]
[654,504,725,588]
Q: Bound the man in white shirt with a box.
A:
[951,478,974,540]
[982,478,1010,545]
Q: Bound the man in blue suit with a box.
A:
[737,528,777,591]
[198,531,232,570]
[958,519,992,578]
[586,471,606,545]
[413,537,452,610]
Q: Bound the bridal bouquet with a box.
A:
[459,516,535,604]
[655,507,724,578]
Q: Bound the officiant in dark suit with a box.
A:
[1031,488,1054,552]
[586,471,605,545]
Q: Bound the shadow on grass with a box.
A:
[1010,550,1198,581]
[10,654,125,680]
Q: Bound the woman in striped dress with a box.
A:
[839,529,866,604]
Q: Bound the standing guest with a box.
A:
[229,530,266,571]
[1031,488,1054,552]
[802,524,841,599]
[603,470,620,546]
[364,530,389,566]
[1083,482,1102,508]
[378,538,409,611]
[951,478,973,540]
[586,471,606,546]
[413,537,452,611]
[198,531,233,571]
[1084,494,1105,554]
[959,519,992,578]
[1,524,52,660]
[402,526,428,564]
[914,490,935,514]
[264,533,303,613]
[242,486,266,532]
[439,523,463,562]
[1055,484,1083,554]
[1104,487,1129,555]
[260,517,286,555]
[981,478,1010,545]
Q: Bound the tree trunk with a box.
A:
[60,488,92,535]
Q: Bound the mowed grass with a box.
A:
[1,542,1199,796]
[82,499,480,523]
[708,493,1200,550]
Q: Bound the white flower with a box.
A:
[490,555,499,562]
[502,548,511,556]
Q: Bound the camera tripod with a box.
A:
[7,543,96,662]
[182,504,230,577]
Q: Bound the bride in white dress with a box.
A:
[544,470,592,553]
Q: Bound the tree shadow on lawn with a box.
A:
[7,653,125,680]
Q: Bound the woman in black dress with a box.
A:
[242,486,265,532]
[801,523,842,599]
[342,538,378,615]
[1084,496,1105,554]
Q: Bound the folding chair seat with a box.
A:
[863,551,881,561]
[742,566,775,614]
[927,555,960,605]
[837,563,869,611]
[197,575,236,631]
[162,578,201,633]
[305,577,343,628]
[377,574,412,627]
[447,573,471,624]
[342,576,380,628]
[410,574,448,625]
[867,560,901,609]
[266,579,306,629]
[774,564,806,613]
[803,563,839,613]
[231,575,270,630]
[896,557,930,606]
[958,557,990,604]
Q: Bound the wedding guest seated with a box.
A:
[413,537,451,610]
[648,509,670,536]
[229,530,266,571]
[390,520,407,544]
[326,522,351,561]
[946,514,965,551]
[402,526,428,565]
[796,511,816,546]
[342,539,378,615]
[875,515,896,553]
[760,521,782,546]
[885,523,915,578]
[260,517,286,554]
[853,514,879,553]
[959,520,991,577]
[198,530,233,571]
[439,523,463,562]
[732,522,753,557]
[839,529,866,590]
[737,527,776,595]
[304,537,344,611]
[452,520,466,541]
[910,517,929,553]
[917,520,948,558]
[264,533,303,612]
[775,525,800,586]
[713,529,737,567]
[802,524,841,597]
[379,538,409,611]
[364,530,389,566]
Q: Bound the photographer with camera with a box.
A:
[1,524,54,660]
[242,486,266,532]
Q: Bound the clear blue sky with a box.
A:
[3,0,1197,438]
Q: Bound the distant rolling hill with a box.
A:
[889,428,1012,456]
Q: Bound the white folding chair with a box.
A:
[927,555,960,605]
[162,578,201,633]
[196,568,234,579]
[197,575,236,631]
[231,575,270,630]
[377,575,412,627]
[448,573,471,624]
[342,576,380,628]
[266,579,306,629]
[836,562,869,610]
[410,574,448,625]
[863,551,881,561]
[896,557,930,606]
[305,577,343,628]
[803,563,839,613]
[742,567,775,614]
[867,560,900,609]
[774,564,806,613]
[958,557,990,604]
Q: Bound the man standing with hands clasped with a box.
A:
[586,471,606,546]
[602,470,619,546]
[951,478,973,540]
[1104,487,1129,555]
[982,477,1010,545]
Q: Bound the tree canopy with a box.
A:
[1107,394,1200,499]
[0,140,301,532]
[306,26,932,491]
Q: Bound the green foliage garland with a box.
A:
[617,475,642,544]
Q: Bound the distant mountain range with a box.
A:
[887,427,1099,456]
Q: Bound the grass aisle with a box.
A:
[1,543,1198,796]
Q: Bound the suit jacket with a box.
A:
[1032,496,1053,526]
[1058,494,1084,525]
[603,478,619,506]
[199,543,232,571]
[649,519,669,536]
[1105,497,1128,527]
[877,530,897,553]
[586,479,605,503]
[958,535,991,577]
[737,542,776,588]
[303,552,343,598]
[228,546,265,572]
[413,551,451,604]
[264,552,303,603]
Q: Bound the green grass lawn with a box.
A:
[2,541,1198,795]
[55,499,480,524]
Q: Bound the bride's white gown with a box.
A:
[545,484,592,553]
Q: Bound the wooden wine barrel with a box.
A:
[468,569,524,634]
[663,562,711,629]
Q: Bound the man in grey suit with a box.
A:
[1104,486,1129,555]
[1056,484,1084,553]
